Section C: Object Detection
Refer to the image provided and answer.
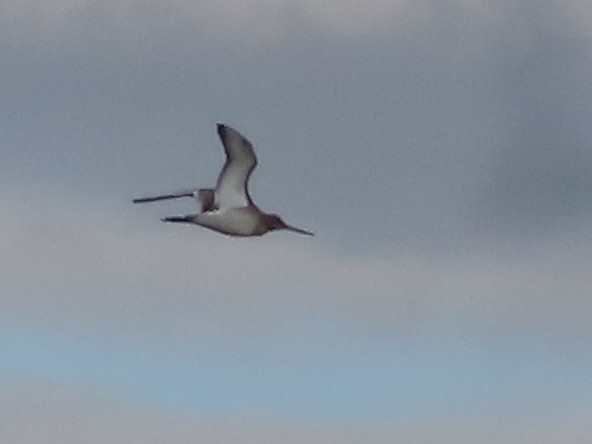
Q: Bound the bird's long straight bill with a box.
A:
[284,224,314,236]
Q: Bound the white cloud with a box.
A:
[2,193,592,339]
[567,0,592,37]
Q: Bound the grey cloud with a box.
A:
[2,1,591,253]
[475,3,592,235]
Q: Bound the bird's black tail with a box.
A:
[161,215,194,224]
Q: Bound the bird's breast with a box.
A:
[195,208,267,236]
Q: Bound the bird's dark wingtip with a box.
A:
[216,123,226,135]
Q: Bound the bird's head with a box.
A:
[263,213,314,236]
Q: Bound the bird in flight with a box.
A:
[134,123,313,237]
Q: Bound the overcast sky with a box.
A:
[2,1,592,442]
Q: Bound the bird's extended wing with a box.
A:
[214,124,258,209]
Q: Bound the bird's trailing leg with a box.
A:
[134,188,215,213]
[133,190,196,204]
